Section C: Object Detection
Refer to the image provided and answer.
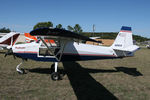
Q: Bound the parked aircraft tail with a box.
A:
[111,26,140,57]
[0,32,20,49]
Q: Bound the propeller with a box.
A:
[4,47,16,59]
[4,36,16,59]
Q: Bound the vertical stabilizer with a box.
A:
[111,26,139,57]
[111,26,134,50]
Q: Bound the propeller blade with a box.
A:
[4,48,16,59]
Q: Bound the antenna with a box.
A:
[92,24,95,37]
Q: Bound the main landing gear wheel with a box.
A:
[51,72,60,81]
[50,62,62,80]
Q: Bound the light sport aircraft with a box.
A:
[5,26,140,80]
[0,32,20,50]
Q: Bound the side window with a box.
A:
[39,47,52,56]
[39,42,52,56]
[38,39,61,57]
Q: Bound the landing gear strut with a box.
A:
[16,61,25,74]
[51,62,61,81]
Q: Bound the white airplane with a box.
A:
[146,44,150,49]
[5,26,140,80]
[0,32,20,50]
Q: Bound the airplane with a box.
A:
[5,26,140,80]
[0,32,20,50]
[146,44,150,49]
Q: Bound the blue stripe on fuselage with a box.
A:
[61,55,117,61]
[14,53,57,62]
[14,53,118,62]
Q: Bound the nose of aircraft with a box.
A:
[4,45,16,59]
[7,45,12,49]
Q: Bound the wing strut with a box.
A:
[57,40,67,61]
[39,37,59,61]
[39,37,68,62]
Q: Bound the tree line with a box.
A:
[33,21,150,42]
[0,21,149,42]
[0,27,11,33]
[33,21,83,33]
[82,32,150,42]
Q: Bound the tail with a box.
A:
[0,32,20,49]
[111,26,140,57]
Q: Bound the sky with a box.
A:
[0,0,150,37]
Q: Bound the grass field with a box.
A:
[0,48,150,100]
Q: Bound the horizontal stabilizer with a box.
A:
[114,45,140,52]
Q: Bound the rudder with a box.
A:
[111,26,133,50]
[111,26,139,57]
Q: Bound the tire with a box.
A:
[51,72,60,81]
[17,68,25,74]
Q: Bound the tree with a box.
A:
[56,24,63,29]
[0,27,11,33]
[67,24,83,34]
[74,24,83,33]
[33,21,53,30]
[67,25,74,32]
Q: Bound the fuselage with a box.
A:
[12,42,118,62]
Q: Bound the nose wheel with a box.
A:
[16,61,61,80]
[51,62,61,81]
[16,61,26,74]
[17,68,25,74]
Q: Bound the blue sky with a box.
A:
[0,0,150,37]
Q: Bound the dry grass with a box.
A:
[86,39,114,46]
[0,48,150,100]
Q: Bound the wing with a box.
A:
[30,27,101,43]
[30,28,102,61]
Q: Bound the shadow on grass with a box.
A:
[62,61,118,100]
[25,68,52,74]
[25,68,65,75]
[25,62,142,100]
[25,66,143,77]
[115,67,143,76]
[0,51,6,54]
